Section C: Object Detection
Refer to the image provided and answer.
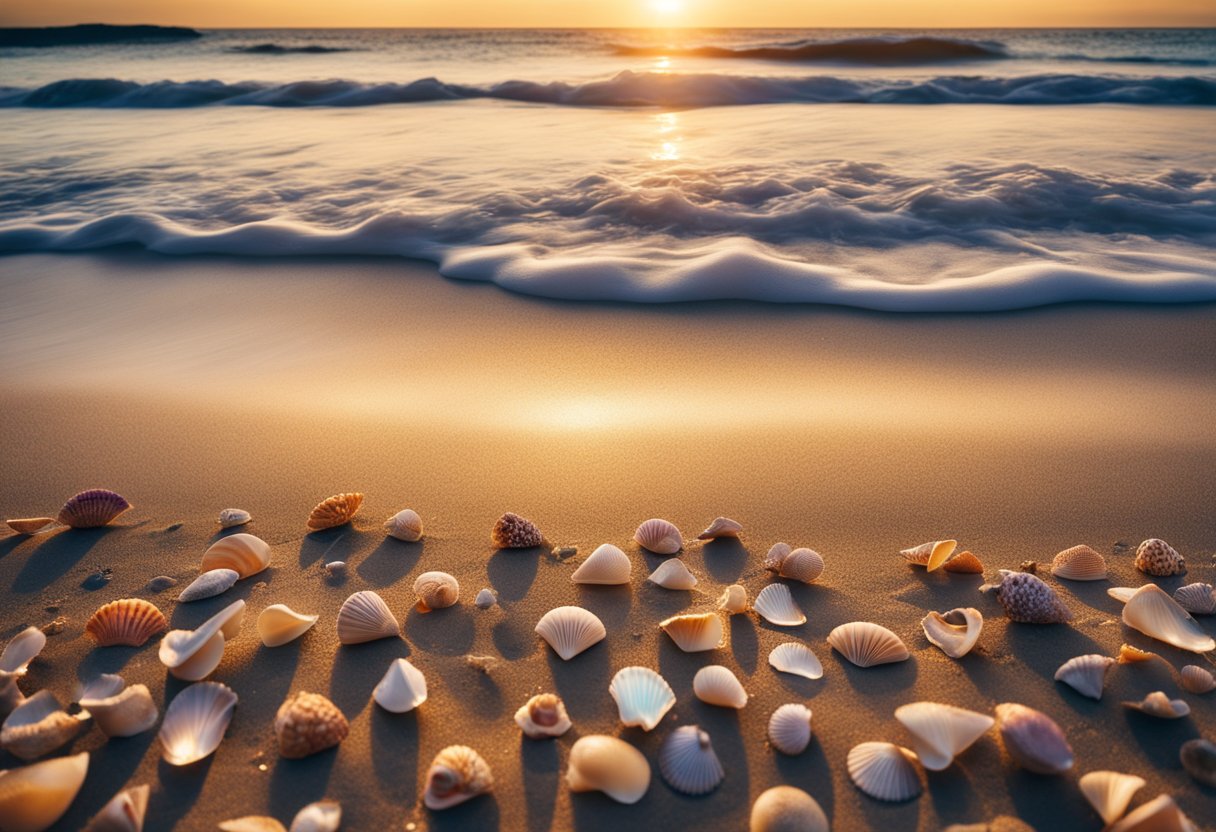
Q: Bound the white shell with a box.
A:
[79,677,158,738]
[1,690,84,760]
[535,606,606,660]
[85,783,150,832]
[901,539,957,571]
[659,725,724,795]
[763,543,825,584]
[1180,664,1216,694]
[994,703,1074,774]
[1123,691,1190,719]
[571,544,631,585]
[413,571,460,612]
[752,584,806,626]
[336,591,399,645]
[692,665,748,709]
[847,741,923,802]
[1106,794,1198,832]
[373,658,428,713]
[1107,586,1137,604]
[159,681,238,765]
[566,735,651,804]
[659,612,724,652]
[767,704,813,755]
[647,558,697,590]
[0,626,46,681]
[609,666,676,731]
[289,801,341,832]
[514,693,572,738]
[1121,584,1215,653]
[893,702,995,771]
[200,533,271,579]
[828,622,910,668]
[697,517,742,540]
[1054,654,1116,700]
[768,643,823,680]
[474,588,497,609]
[158,599,246,681]
[179,569,240,603]
[257,604,318,648]
[1079,771,1146,825]
[423,745,493,810]
[750,786,829,832]
[634,518,682,555]
[921,608,983,659]
[383,508,423,542]
[218,508,251,529]
[0,752,89,832]
[1173,582,1216,615]
[717,584,748,614]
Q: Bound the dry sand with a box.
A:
[0,252,1213,831]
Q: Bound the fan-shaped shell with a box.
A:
[847,741,923,802]
[1054,654,1115,700]
[1106,794,1197,832]
[768,643,823,680]
[648,558,697,590]
[717,584,748,614]
[609,666,676,731]
[491,512,543,548]
[336,591,399,645]
[634,518,682,555]
[257,604,318,647]
[693,665,748,709]
[0,691,84,760]
[698,517,742,540]
[659,725,724,795]
[566,735,651,804]
[1179,738,1216,788]
[413,571,460,613]
[942,551,985,574]
[383,508,423,542]
[994,703,1073,774]
[767,704,813,756]
[764,544,825,584]
[474,588,497,609]
[1051,545,1108,581]
[200,533,271,579]
[514,693,571,738]
[5,518,54,535]
[571,544,631,585]
[753,584,806,626]
[85,783,150,832]
[159,681,238,765]
[218,508,251,529]
[79,679,158,738]
[307,492,363,531]
[921,608,983,659]
[1123,691,1189,719]
[1173,583,1216,615]
[423,745,493,810]
[289,801,341,832]
[85,599,167,648]
[535,606,606,660]
[1121,584,1214,653]
[373,658,428,714]
[1079,771,1146,825]
[901,539,957,572]
[179,569,240,602]
[57,489,131,528]
[0,752,89,832]
[0,626,46,680]
[275,691,348,758]
[894,702,994,771]
[158,599,245,681]
[1180,665,1215,694]
[659,612,724,652]
[828,622,910,668]
[1134,538,1185,576]
[981,570,1073,624]
[750,786,829,832]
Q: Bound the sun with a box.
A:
[651,0,683,15]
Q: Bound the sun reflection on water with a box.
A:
[651,111,682,160]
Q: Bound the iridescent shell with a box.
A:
[514,693,571,738]
[5,517,54,535]
[257,604,318,647]
[752,584,806,626]
[894,702,994,771]
[1121,584,1214,653]
[158,599,245,681]
[633,518,682,555]
[1133,538,1185,576]
[1,626,46,680]
[750,786,829,832]
[336,591,399,645]
[535,606,606,660]
[307,492,363,531]
[423,745,493,810]
[697,517,742,540]
[692,665,747,709]
[659,612,723,652]
[373,658,428,714]
[609,666,675,731]
[491,512,543,548]
[994,703,1073,774]
[921,608,983,659]
[218,508,251,529]
[178,569,240,602]
[566,735,651,804]
[767,704,813,755]
[571,544,631,585]
[85,599,167,647]
[1173,583,1216,615]
[647,558,697,590]
[828,622,910,668]
[980,570,1073,624]
[383,508,423,542]
[1180,664,1215,694]
[1122,691,1189,719]
[159,681,238,766]
[200,533,271,579]
[846,742,923,802]
[0,752,89,832]
[768,643,823,680]
[275,692,349,758]
[0,691,84,760]
[57,489,131,528]
[1053,654,1115,700]
[78,677,158,738]
[85,783,150,832]
[901,539,957,572]
[659,726,724,795]
[1078,771,1146,826]
[413,571,460,613]
[942,551,985,574]
[1179,738,1216,788]
[763,543,824,584]
[1050,545,1108,581]
[717,584,748,614]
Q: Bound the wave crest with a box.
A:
[611,35,1008,64]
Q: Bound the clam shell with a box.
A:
[423,745,493,810]
[1134,538,1185,576]
[634,518,682,555]
[717,584,748,614]
[179,569,240,602]
[79,679,158,738]
[158,600,245,680]
[57,489,131,528]
[994,703,1073,774]
[1179,738,1216,787]
[290,801,341,832]
[609,666,676,731]
[535,606,606,660]
[0,691,84,760]
[1054,654,1116,700]
[474,588,497,609]
[942,551,984,574]
[218,508,251,529]
[1180,664,1215,694]
[767,704,813,756]
[159,681,238,765]
[1122,691,1189,719]
[307,492,363,531]
[5,517,54,535]
[514,693,571,738]
[659,725,724,795]
[571,543,631,585]
[491,512,543,548]
[1078,771,1146,825]
[846,741,924,802]
[257,604,318,647]
[753,584,806,627]
[768,643,823,680]
[901,539,957,571]
[894,702,994,771]
[0,752,89,832]
[647,558,697,590]
[1121,583,1214,653]
[566,735,650,804]
[1106,794,1197,832]
[275,691,349,758]
[693,665,748,709]
[659,612,724,652]
[1051,545,1108,581]
[921,608,983,659]
[0,626,47,680]
[1173,582,1216,615]
[336,591,399,645]
[413,571,460,613]
[85,598,166,648]
[750,786,829,832]
[981,570,1073,624]
[383,508,423,542]
[828,622,910,668]
[697,517,742,540]
[200,533,271,579]
[373,658,428,714]
[85,783,150,832]
[764,544,825,584]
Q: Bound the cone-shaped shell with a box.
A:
[768,643,823,680]
[85,783,150,832]
[1134,538,1185,577]
[1106,794,1197,832]
[921,608,983,659]
[514,693,571,738]
[609,666,676,731]
[994,703,1073,774]
[763,544,825,585]
[659,612,724,652]
[0,627,46,680]
[571,544,631,585]
[1179,739,1216,788]
[1173,583,1216,615]
[85,599,166,647]
[79,681,158,738]
[902,539,957,572]
[767,704,813,756]
[634,518,682,555]
[413,571,460,613]
[942,551,985,574]
[648,558,697,590]
[1079,771,1146,825]
[659,725,724,795]
[474,588,497,609]
[200,533,271,579]
[5,518,54,535]
[693,665,748,709]
[981,570,1073,624]
[383,508,423,542]
[1122,584,1214,653]
[753,584,806,627]
[159,681,238,765]
[275,692,348,758]
[218,508,251,529]
[307,493,363,531]
[0,751,89,832]
[158,599,245,681]
[423,745,493,810]
[1054,654,1116,700]
[257,604,318,647]
[1123,691,1189,719]
[1180,665,1215,694]
[894,702,994,771]
[179,569,240,603]
[847,742,923,802]
[336,591,399,645]
[718,584,748,614]
[829,622,910,668]
[750,786,829,832]
[491,512,543,548]
[566,735,650,804]
[57,489,131,528]
[698,517,742,540]
[535,606,606,660]
[1,691,84,760]
[1051,545,1108,581]
[373,658,428,713]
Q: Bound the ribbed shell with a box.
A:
[753,584,806,627]
[1123,691,1189,719]
[423,745,493,810]
[1051,545,1108,581]
[1173,583,1216,615]
[634,518,682,555]
[1180,665,1216,694]
[828,622,910,668]
[1078,771,1146,826]
[336,591,399,645]
[159,681,238,766]
[257,604,318,647]
[566,735,651,804]
[0,691,84,760]
[1179,739,1216,788]
[57,489,131,528]
[767,704,813,755]
[1121,584,1214,653]
[413,571,460,612]
[1053,654,1115,700]
[383,508,423,542]
[85,783,150,832]
[750,786,829,832]
[289,801,341,832]
[200,533,271,579]
[571,543,632,585]
[693,665,748,709]
[847,742,923,802]
[158,599,245,681]
[901,540,957,571]
[0,752,89,832]
[942,551,985,574]
[5,517,54,535]
[768,643,823,680]
[85,599,167,647]
[648,558,697,590]
[535,606,606,660]
[218,508,251,529]
[697,517,742,540]
[79,681,158,738]
[179,569,240,602]
[1106,795,1197,832]
[514,693,571,738]
[275,692,348,758]
[763,544,825,584]
[659,612,724,652]
[307,492,363,531]
[921,608,983,659]
[373,658,428,713]
[0,626,46,679]
[982,570,1073,624]
[994,703,1073,774]
[491,512,543,548]
[1134,538,1185,576]
[717,584,748,614]
[659,726,724,795]
[893,702,994,771]
[609,666,676,731]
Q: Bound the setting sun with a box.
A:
[651,0,684,15]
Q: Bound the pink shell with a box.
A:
[57,489,131,528]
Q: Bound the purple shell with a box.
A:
[986,571,1073,624]
[56,489,132,528]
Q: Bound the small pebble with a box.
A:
[1019,560,1037,574]
[1113,541,1130,554]
[42,616,68,635]
[324,561,347,580]
[465,654,497,674]
[251,581,269,592]
[551,546,577,559]
[146,575,178,592]
[474,588,497,609]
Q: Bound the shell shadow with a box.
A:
[640,584,696,620]
[225,639,303,710]
[298,527,363,569]
[1006,768,1093,829]
[1004,623,1103,684]
[729,615,758,675]
[151,755,215,829]
[426,794,500,831]
[329,638,410,719]
[925,757,988,824]
[13,526,116,593]
[55,730,157,829]
[356,538,423,587]
[268,751,339,820]
[0,534,30,560]
[700,539,750,583]
[857,789,923,830]
[831,654,919,694]
[1123,709,1200,769]
[76,645,147,679]
[371,707,420,805]
[775,739,834,820]
[492,616,541,661]
[487,549,541,601]
[404,606,475,656]
[574,584,633,631]
[570,783,656,830]
[520,735,561,832]
[547,647,612,724]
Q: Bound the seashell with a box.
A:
[750,786,829,832]
[659,612,724,652]
[289,801,341,832]
[847,741,923,802]
[768,643,823,680]
[85,783,150,832]
[1134,538,1185,576]
[491,512,543,548]
[146,575,177,592]
[1050,545,1108,581]
[85,599,166,647]
[0,752,89,832]
[752,584,806,626]
[275,691,349,758]
[158,599,245,680]
[567,735,650,804]
[5,517,54,535]
[1180,664,1215,694]
[373,658,427,714]
[1116,643,1159,664]
[218,817,284,832]
[767,704,813,756]
[57,489,131,528]
[218,508,251,529]
[79,679,158,738]
[159,681,237,765]
[535,606,606,660]
[1107,586,1137,604]
[1054,654,1116,700]
[383,508,423,542]
[323,561,346,579]
[76,673,124,702]
[901,539,957,571]
[307,492,363,531]
[980,570,1073,624]
[178,568,240,602]
[763,543,824,584]
[1121,584,1214,653]
[1122,691,1189,719]
[413,571,460,613]
[647,558,697,590]
[693,665,748,709]
[0,626,46,681]
[257,604,318,647]
[514,693,571,738]
[474,588,497,609]
[921,608,983,659]
[828,621,910,668]
[634,518,682,555]
[717,584,748,614]
[1078,771,1146,826]
[200,533,271,579]
[1106,794,1197,832]
[659,725,724,795]
[1,691,84,760]
[994,703,1073,774]
[894,702,995,771]
[1173,582,1216,615]
[609,666,676,731]
[698,517,742,540]
[571,543,631,585]
[942,551,985,574]
[0,680,24,722]
[423,745,493,810]
[1179,738,1216,787]
[336,591,399,645]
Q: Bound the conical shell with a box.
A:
[1079,771,1146,825]
[1106,794,1197,832]
[373,658,428,713]
[1051,545,1108,581]
[1054,654,1116,700]
[423,745,493,810]
[85,599,166,647]
[921,608,983,659]
[158,599,246,680]
[609,666,676,731]
[718,584,748,614]
[1179,738,1216,787]
[0,626,46,679]
[5,518,54,535]
[847,741,923,802]
[514,693,571,738]
[79,680,158,738]
[275,691,349,759]
[491,512,543,548]
[383,508,423,542]
[753,584,806,626]
[901,539,957,572]
[1180,665,1215,694]
[571,544,631,585]
[85,783,150,832]
[257,604,318,647]
[767,704,813,755]
[159,681,238,766]
[413,571,460,613]
[307,492,363,531]
[218,508,251,529]
[698,517,742,540]
[994,703,1073,774]
[981,570,1073,624]
[474,588,497,609]
[768,643,823,680]
[336,591,399,645]
[0,751,89,832]
[535,606,606,660]
[57,489,131,528]
[659,725,724,795]
[942,551,985,574]
[1173,583,1216,615]
[1,691,84,760]
[693,665,748,709]
[1123,691,1189,719]
[200,533,271,579]
[894,702,995,771]
[764,544,824,584]
[179,569,240,602]
[659,612,724,652]
[634,518,682,555]
[1121,584,1214,653]
[828,622,910,668]
[648,558,697,590]
[1134,538,1185,577]
[750,786,829,832]
[290,801,341,832]
[566,735,650,804]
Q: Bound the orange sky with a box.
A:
[2,0,1214,28]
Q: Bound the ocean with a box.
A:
[1,27,1214,309]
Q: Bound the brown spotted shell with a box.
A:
[491,512,543,548]
[85,599,167,647]
[1133,538,1184,577]
[306,493,363,531]
[274,691,349,758]
[57,489,131,528]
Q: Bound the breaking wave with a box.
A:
[611,35,1009,64]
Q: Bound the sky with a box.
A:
[3,0,1215,28]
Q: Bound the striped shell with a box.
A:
[571,543,631,585]
[763,543,824,584]
[1054,654,1115,700]
[159,681,238,765]
[942,551,984,573]
[200,533,271,579]
[1180,664,1216,694]
[275,691,349,758]
[1051,545,1108,581]
[647,558,697,590]
[566,735,651,804]
[383,508,423,542]
[634,518,682,555]
[1123,691,1189,719]
[1121,584,1214,653]
[921,608,983,659]
[218,508,251,529]
[491,512,543,548]
[514,693,571,738]
[847,742,923,802]
[753,584,806,627]
[307,492,363,531]
[0,752,89,832]
[78,676,158,738]
[257,604,318,647]
[424,745,493,810]
[768,643,824,680]
[893,702,994,771]
[659,612,723,652]
[995,703,1073,774]
[750,786,829,832]
[692,665,748,709]
[767,704,813,755]
[981,570,1073,624]
[901,540,956,572]
[1107,794,1197,832]
[85,599,167,647]
[336,591,399,645]
[717,584,748,614]
[609,666,675,731]
[87,783,150,832]
[374,658,428,714]
[179,569,240,602]
[1134,538,1185,576]
[57,489,131,528]
[158,600,245,681]
[535,606,606,660]
[828,622,910,668]
[1078,771,1146,826]
[413,571,460,613]
[659,726,724,795]
[5,517,54,535]
[1173,583,1216,615]
[697,517,742,540]
[0,691,84,760]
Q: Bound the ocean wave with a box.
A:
[611,35,1008,64]
[228,43,355,55]
[0,23,201,48]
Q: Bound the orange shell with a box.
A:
[942,551,984,574]
[85,599,167,647]
[5,518,54,535]
[306,493,364,531]
[1116,643,1158,664]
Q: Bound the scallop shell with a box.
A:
[491,511,543,548]
[609,666,676,731]
[571,543,631,585]
[1173,582,1216,615]
[767,703,813,756]
[474,588,497,609]
[1051,545,1108,581]
[85,783,150,832]
[894,702,994,771]
[0,626,47,680]
[57,489,131,528]
[1078,771,1146,826]
[693,665,748,709]
[179,569,240,602]
[423,745,493,810]
[307,492,363,531]
[659,725,724,795]
[85,599,167,647]
[697,517,742,540]
[158,599,245,681]
[1179,738,1216,788]
[514,693,571,738]
[753,584,806,626]
[1116,643,1159,664]
[828,622,910,668]
[717,584,748,614]
[921,608,983,659]
[535,606,606,660]
[1180,664,1215,694]
[1123,691,1189,719]
[289,801,341,832]
[336,591,399,645]
[5,517,54,535]
[1,691,84,760]
[1121,584,1214,653]
[659,612,724,652]
[200,533,271,579]
[634,518,682,555]
[847,741,923,802]
[1106,794,1198,832]
[980,570,1073,624]
[159,681,238,765]
[901,539,957,572]
[383,508,423,542]
[275,691,349,758]
[413,571,460,613]
[768,643,824,680]
[1053,654,1116,700]
[1134,538,1185,576]
[750,786,829,832]
[79,679,158,738]
[648,558,697,590]
[257,604,319,647]
[373,658,428,714]
[763,544,825,584]
[218,508,251,529]
[994,703,1073,774]
[566,735,651,804]
[0,752,89,832]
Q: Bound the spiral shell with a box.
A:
[0,691,84,760]
[1133,538,1184,576]
[218,508,251,529]
[847,742,923,802]
[1050,545,1108,581]
[647,558,697,590]
[1173,582,1216,615]
[697,517,742,540]
[634,518,682,555]
[179,569,240,602]
[275,691,349,758]
[1078,771,1146,826]
[383,508,423,542]
[763,543,824,584]
[86,783,150,832]
[1123,691,1189,719]
[491,512,543,548]
[1180,664,1215,694]
[1121,583,1214,653]
[901,539,957,572]
[980,570,1073,624]
[413,571,460,613]
[750,786,829,832]
[85,599,167,647]
[566,735,651,804]
[0,752,89,832]
[894,702,994,771]
[921,608,983,659]
[535,606,606,660]
[57,489,131,528]
[1053,654,1115,700]
[159,681,237,765]
[753,584,806,627]
[609,666,675,731]
[828,622,910,668]
[307,492,363,531]
[659,725,724,795]
[373,658,428,714]
[514,693,571,738]
[767,704,813,755]
[768,643,823,680]
[200,533,271,579]
[717,584,748,614]
[659,612,724,652]
[693,665,748,709]
[257,604,318,647]
[994,703,1073,774]
[336,591,399,645]
[5,517,54,535]
[571,543,631,585]
[78,676,158,738]
[423,745,493,810]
